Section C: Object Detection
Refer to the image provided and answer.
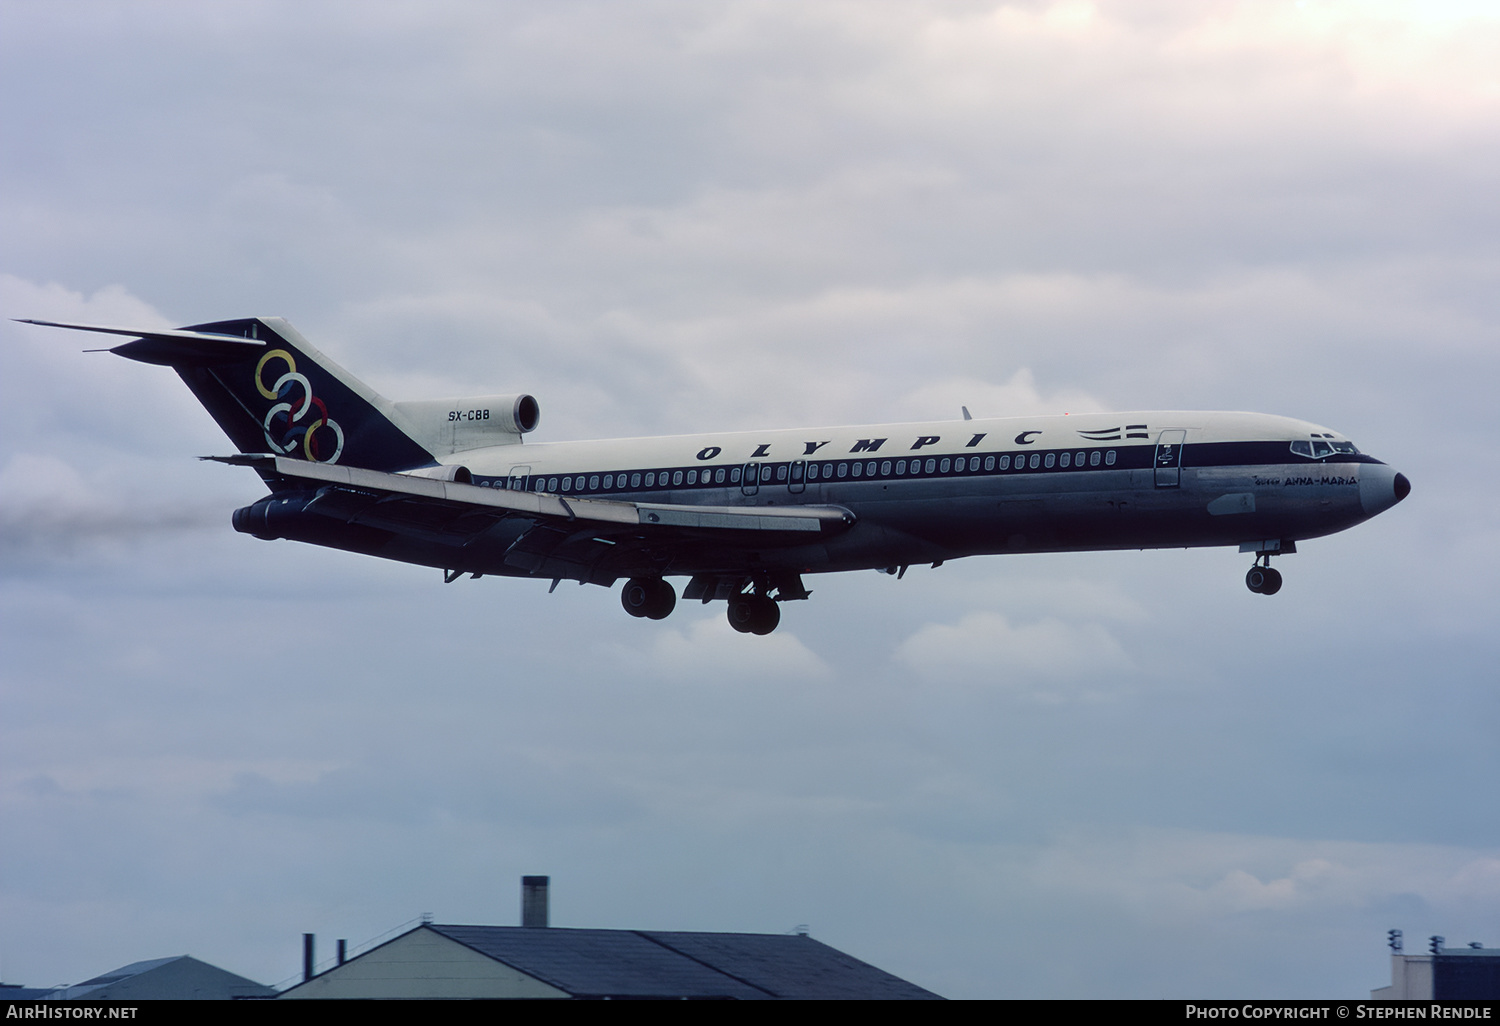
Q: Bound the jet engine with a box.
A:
[392,394,541,454]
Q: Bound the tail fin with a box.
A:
[22,316,435,472]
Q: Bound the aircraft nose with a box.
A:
[1361,465,1410,517]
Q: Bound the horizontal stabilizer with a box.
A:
[15,319,267,365]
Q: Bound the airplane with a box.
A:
[20,315,1410,635]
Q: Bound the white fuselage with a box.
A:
[423,409,1402,577]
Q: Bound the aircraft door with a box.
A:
[1154,431,1185,488]
[788,460,806,494]
[741,462,759,496]
[508,465,531,491]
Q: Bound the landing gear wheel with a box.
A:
[1245,566,1283,595]
[621,577,676,619]
[727,594,780,635]
[1259,566,1282,595]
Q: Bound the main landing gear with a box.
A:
[1245,557,1283,596]
[619,576,792,634]
[726,593,780,636]
[620,577,676,620]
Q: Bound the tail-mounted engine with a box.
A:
[392,394,540,454]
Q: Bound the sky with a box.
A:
[1,0,1497,1000]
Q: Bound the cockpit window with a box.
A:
[1291,438,1359,458]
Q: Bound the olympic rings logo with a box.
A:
[255,349,345,463]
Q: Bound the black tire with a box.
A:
[1246,567,1267,594]
[622,577,675,619]
[748,597,780,635]
[1260,567,1283,595]
[644,579,676,620]
[727,596,757,633]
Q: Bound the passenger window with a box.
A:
[851,462,862,478]
[1090,451,1101,467]
[824,463,834,478]
[730,467,741,483]
[866,461,876,476]
[1105,450,1116,466]
[561,476,572,491]
[603,474,613,489]
[645,472,655,487]
[1000,455,1010,470]
[588,475,599,490]
[687,470,697,485]
[1029,454,1040,469]
[837,463,848,478]
[716,468,726,484]
[761,465,773,483]
[881,460,892,475]
[808,464,819,480]
[1044,453,1055,468]
[1076,451,1085,466]
[776,465,788,481]
[896,459,907,474]
[925,458,936,473]
[673,470,684,486]
[1060,452,1071,468]
[547,477,558,491]
[940,458,951,473]
[630,473,641,488]
[984,456,995,471]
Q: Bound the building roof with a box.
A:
[283,924,940,1000]
[56,955,274,1000]
[428,925,939,999]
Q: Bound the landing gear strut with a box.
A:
[1245,556,1283,596]
[621,577,676,619]
[727,593,780,635]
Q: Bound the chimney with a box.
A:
[522,875,549,928]
[302,933,315,982]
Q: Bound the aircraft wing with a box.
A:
[217,455,854,581]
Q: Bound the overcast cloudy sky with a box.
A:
[2,1,1497,999]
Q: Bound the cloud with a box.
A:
[0,453,224,566]
[1029,828,1500,925]
[629,614,833,683]
[2,0,1498,1001]
[894,611,1132,696]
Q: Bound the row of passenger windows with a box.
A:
[537,466,742,493]
[513,449,1119,494]
[807,449,1115,480]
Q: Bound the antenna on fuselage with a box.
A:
[961,406,972,421]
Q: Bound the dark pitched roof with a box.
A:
[639,930,938,1000]
[427,925,940,1000]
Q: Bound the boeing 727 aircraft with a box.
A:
[22,316,1409,635]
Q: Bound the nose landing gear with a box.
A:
[1245,558,1283,595]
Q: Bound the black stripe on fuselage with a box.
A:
[466,441,1381,499]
